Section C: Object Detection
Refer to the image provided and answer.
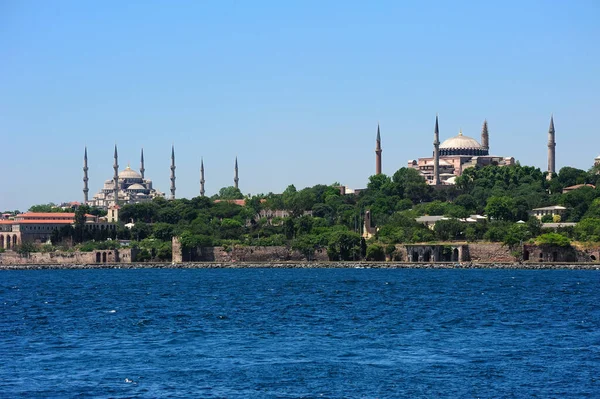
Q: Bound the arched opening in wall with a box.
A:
[6,236,10,250]
[423,251,431,262]
[12,235,17,246]
[102,252,107,263]
[539,252,544,262]
[591,255,597,261]
[452,248,459,262]
[523,250,530,261]
[96,252,101,263]
[0,235,4,249]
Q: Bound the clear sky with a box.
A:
[1,0,599,211]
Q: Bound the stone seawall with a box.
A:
[2,261,600,270]
[0,249,135,265]
[172,237,329,263]
[468,243,514,263]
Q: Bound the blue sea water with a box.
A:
[1,268,599,398]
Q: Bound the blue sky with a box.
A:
[1,0,599,211]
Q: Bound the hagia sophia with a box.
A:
[408,118,515,184]
[375,115,559,185]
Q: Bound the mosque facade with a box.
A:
[374,116,558,185]
[408,118,515,185]
[85,146,166,209]
[83,145,240,209]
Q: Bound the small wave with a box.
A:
[108,310,116,313]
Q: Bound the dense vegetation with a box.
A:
[13,163,600,261]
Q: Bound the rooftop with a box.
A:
[439,131,483,150]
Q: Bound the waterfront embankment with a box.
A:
[1,262,599,270]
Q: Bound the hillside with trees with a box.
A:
[21,163,600,261]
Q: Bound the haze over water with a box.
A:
[1,268,599,397]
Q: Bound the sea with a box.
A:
[1,267,599,398]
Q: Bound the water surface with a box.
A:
[1,268,599,398]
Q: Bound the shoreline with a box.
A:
[1,261,600,270]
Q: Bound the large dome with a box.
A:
[127,183,146,190]
[119,166,142,179]
[440,131,482,150]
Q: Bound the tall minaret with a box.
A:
[548,115,556,175]
[433,115,440,186]
[170,145,176,200]
[83,147,89,203]
[481,119,489,153]
[234,157,239,189]
[375,123,382,175]
[200,158,205,197]
[113,144,119,205]
[140,148,145,179]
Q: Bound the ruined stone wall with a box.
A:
[201,246,329,262]
[577,247,600,262]
[172,242,329,263]
[468,243,514,263]
[0,249,134,265]
[523,244,600,263]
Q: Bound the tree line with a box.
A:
[19,162,600,261]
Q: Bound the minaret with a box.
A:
[548,115,556,175]
[375,123,382,175]
[234,157,239,189]
[83,147,89,203]
[170,145,176,200]
[481,119,489,153]
[433,115,440,185]
[140,148,145,179]
[200,158,205,197]
[113,144,119,205]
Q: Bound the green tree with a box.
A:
[152,222,175,241]
[485,196,516,222]
[28,203,60,213]
[574,218,600,242]
[502,223,532,248]
[536,232,571,247]
[220,218,243,239]
[17,241,37,257]
[433,219,464,241]
[215,186,244,200]
[327,230,361,261]
[365,244,385,261]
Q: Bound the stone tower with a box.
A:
[433,115,440,185]
[481,119,489,152]
[234,157,239,189]
[548,115,556,175]
[375,123,382,175]
[200,158,205,197]
[83,146,89,203]
[113,144,119,205]
[140,148,145,179]
[170,145,176,200]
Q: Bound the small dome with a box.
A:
[440,130,483,150]
[119,166,142,179]
[128,183,145,190]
